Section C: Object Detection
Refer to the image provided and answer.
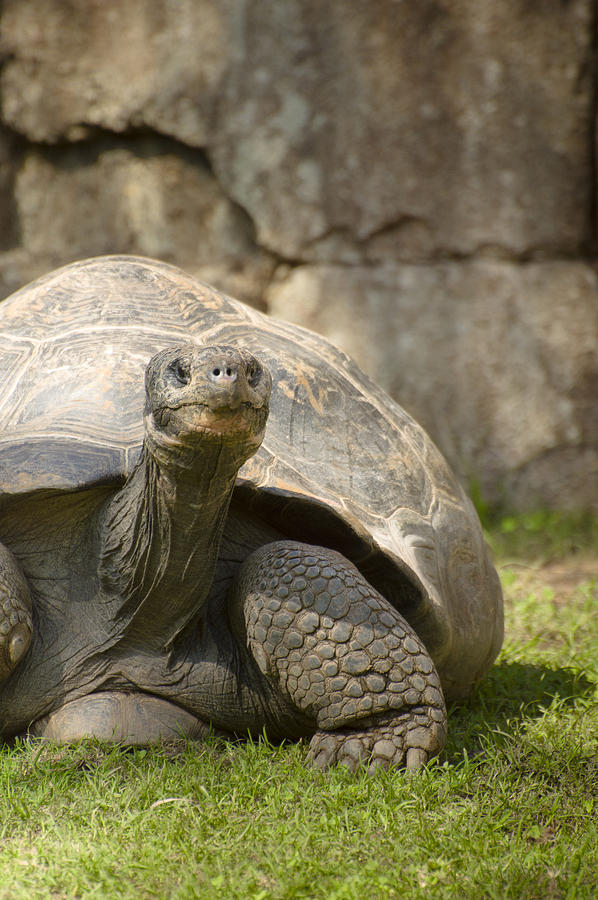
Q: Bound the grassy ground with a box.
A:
[0,514,596,899]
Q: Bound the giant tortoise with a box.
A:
[0,255,502,771]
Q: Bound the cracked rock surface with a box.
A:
[0,0,596,510]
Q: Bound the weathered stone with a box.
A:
[0,0,231,147]
[211,0,593,259]
[0,250,50,306]
[12,138,273,306]
[0,0,594,517]
[267,260,598,511]
[0,128,20,253]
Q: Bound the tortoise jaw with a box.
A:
[154,399,267,435]
[147,400,268,463]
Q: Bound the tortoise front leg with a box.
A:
[0,543,33,682]
[231,541,447,773]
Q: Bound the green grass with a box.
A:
[485,509,598,563]
[1,515,596,899]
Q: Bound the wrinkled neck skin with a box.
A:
[99,415,251,653]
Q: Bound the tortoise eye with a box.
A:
[169,359,190,385]
[246,363,260,385]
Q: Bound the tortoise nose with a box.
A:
[209,363,238,384]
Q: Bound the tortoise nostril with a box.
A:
[210,364,237,382]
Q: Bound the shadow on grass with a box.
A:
[445,660,595,757]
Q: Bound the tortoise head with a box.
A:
[143,344,272,466]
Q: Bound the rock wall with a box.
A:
[0,0,596,511]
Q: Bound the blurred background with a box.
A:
[0,0,596,514]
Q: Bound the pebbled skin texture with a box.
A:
[234,540,447,771]
[0,544,33,682]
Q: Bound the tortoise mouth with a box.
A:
[151,399,268,443]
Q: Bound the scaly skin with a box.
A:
[0,544,32,682]
[232,541,447,772]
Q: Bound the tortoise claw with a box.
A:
[0,617,33,680]
[405,747,428,771]
[308,710,444,774]
[0,544,34,682]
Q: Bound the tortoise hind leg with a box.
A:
[0,544,33,682]
[231,540,446,773]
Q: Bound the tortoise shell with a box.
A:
[0,256,502,698]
